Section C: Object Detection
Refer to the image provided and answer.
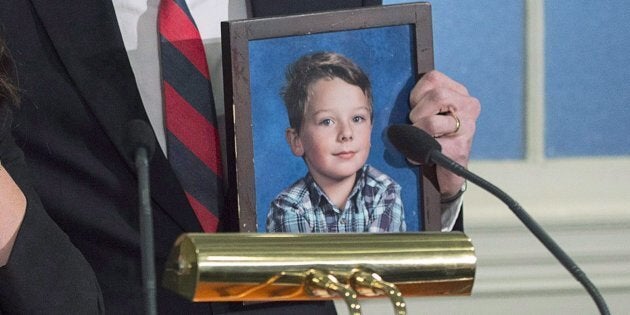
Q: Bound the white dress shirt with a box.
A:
[112,0,246,153]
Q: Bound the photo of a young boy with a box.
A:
[266,52,405,233]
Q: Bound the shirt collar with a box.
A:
[304,164,370,211]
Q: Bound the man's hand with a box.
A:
[408,70,481,198]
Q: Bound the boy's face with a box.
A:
[286,77,372,186]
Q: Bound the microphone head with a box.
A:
[124,119,157,162]
[386,124,441,165]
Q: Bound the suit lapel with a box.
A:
[29,0,203,232]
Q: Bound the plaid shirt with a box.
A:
[266,164,405,233]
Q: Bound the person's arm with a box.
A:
[267,197,313,233]
[408,70,480,230]
[0,160,25,267]
[266,200,285,232]
[367,179,405,233]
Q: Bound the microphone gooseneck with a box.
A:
[125,119,158,315]
[387,124,610,315]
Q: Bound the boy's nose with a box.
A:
[338,122,353,142]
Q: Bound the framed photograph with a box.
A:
[222,2,441,233]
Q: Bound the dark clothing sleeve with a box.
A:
[0,105,104,314]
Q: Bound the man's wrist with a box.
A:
[440,181,467,204]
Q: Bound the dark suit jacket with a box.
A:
[0,1,380,314]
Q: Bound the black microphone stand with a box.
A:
[430,152,610,315]
[135,145,157,315]
[126,119,158,315]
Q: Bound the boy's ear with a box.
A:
[285,128,304,157]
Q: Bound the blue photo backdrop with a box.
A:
[248,24,424,231]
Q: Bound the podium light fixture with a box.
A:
[163,232,476,314]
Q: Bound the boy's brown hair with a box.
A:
[281,51,372,132]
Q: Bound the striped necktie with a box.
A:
[158,0,223,232]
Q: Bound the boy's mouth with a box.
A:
[333,151,356,159]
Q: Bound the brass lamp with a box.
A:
[163,232,476,315]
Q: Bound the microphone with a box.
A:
[387,124,610,315]
[125,119,157,163]
[124,119,158,315]
[387,124,442,166]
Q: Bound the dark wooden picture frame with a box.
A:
[221,3,441,233]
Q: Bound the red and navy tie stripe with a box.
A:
[159,0,223,232]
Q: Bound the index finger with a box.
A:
[410,70,469,105]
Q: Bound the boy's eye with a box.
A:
[352,115,366,123]
[319,118,334,126]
